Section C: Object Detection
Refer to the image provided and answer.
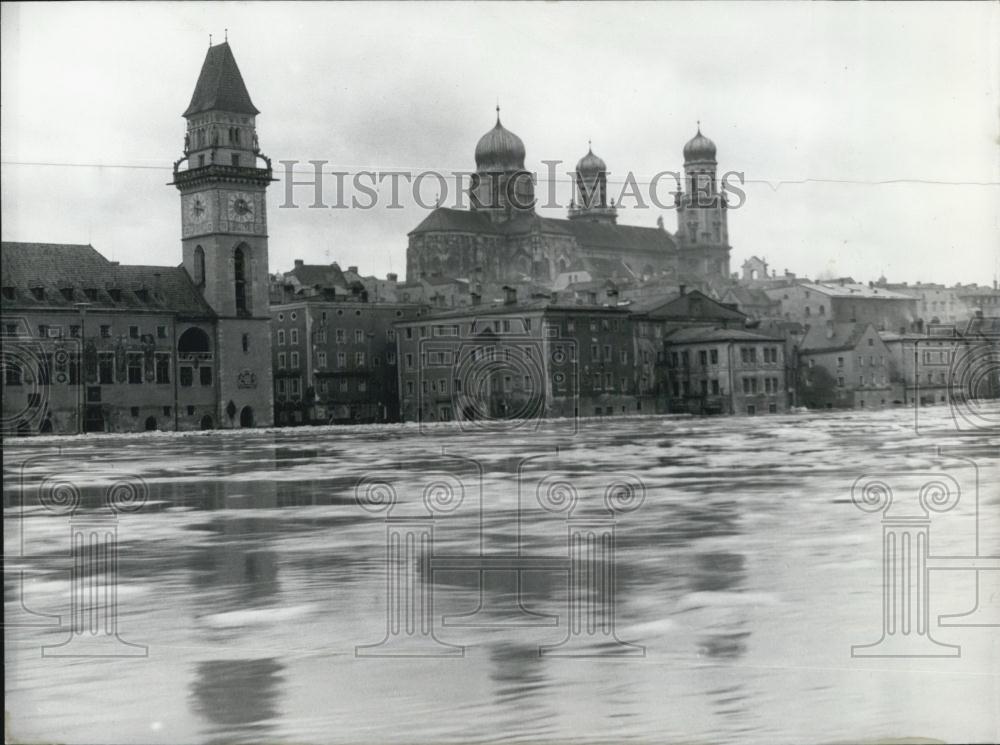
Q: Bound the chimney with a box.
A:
[348,266,358,274]
[294,259,304,267]
[386,272,398,283]
[679,284,687,296]
[503,285,517,305]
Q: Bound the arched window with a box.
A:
[178,327,211,353]
[193,246,205,286]
[234,245,250,315]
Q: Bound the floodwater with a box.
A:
[4,404,999,745]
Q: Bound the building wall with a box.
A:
[800,326,893,410]
[271,301,426,424]
[664,339,788,415]
[1,310,226,434]
[767,284,917,331]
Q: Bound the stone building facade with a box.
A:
[406,117,732,289]
[1,41,274,435]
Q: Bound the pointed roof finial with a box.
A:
[209,33,213,47]
[588,138,592,152]
[224,28,228,42]
[496,100,501,125]
[696,119,702,134]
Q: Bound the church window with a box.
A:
[200,366,212,386]
[234,245,250,315]
[193,246,205,286]
[232,154,240,167]
[198,154,205,168]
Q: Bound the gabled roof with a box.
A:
[286,263,348,290]
[664,326,782,344]
[798,282,914,300]
[723,286,776,306]
[409,208,498,235]
[409,208,677,256]
[183,42,259,117]
[629,289,746,322]
[800,321,878,353]
[1,242,214,316]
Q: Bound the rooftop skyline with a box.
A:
[2,2,997,285]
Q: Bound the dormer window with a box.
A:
[60,287,75,301]
[1,287,15,301]
[31,286,45,301]
[84,288,98,301]
[135,289,149,303]
[108,289,122,302]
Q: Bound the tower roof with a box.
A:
[183,42,259,118]
[475,109,526,171]
[576,144,607,174]
[683,123,716,162]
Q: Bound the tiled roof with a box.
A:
[409,208,677,255]
[664,326,782,344]
[183,42,260,117]
[724,286,775,306]
[409,208,497,235]
[628,290,746,322]
[800,321,874,353]
[799,282,914,300]
[1,242,214,316]
[287,263,348,289]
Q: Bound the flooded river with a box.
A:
[4,404,999,744]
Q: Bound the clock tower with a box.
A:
[173,40,274,427]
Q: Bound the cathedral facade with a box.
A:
[406,114,732,288]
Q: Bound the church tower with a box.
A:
[173,40,274,428]
[568,143,617,225]
[676,124,731,279]
[470,108,535,223]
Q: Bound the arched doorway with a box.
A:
[145,416,157,431]
[200,414,214,431]
[239,406,254,428]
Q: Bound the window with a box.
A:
[157,325,168,339]
[604,345,612,362]
[277,330,286,346]
[290,378,301,396]
[337,352,346,368]
[837,356,844,368]
[200,366,212,386]
[129,325,140,339]
[98,352,115,384]
[591,345,599,360]
[68,354,81,385]
[290,329,299,345]
[180,367,193,387]
[387,351,396,365]
[68,325,81,338]
[387,329,396,342]
[699,350,708,366]
[711,379,720,395]
[868,338,874,347]
[290,352,300,368]
[277,379,287,395]
[155,353,170,384]
[355,352,366,366]
[358,380,367,392]
[405,353,414,370]
[242,334,250,352]
[277,353,286,370]
[234,245,250,315]
[130,407,139,417]
[837,376,845,387]
[406,381,414,395]
[231,153,240,167]
[355,329,365,343]
[317,351,327,368]
[336,328,346,343]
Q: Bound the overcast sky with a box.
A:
[2,2,998,286]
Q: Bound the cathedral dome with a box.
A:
[683,124,717,162]
[576,145,606,174]
[475,111,526,171]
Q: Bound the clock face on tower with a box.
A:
[182,193,213,236]
[227,191,255,223]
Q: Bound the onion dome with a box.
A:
[683,123,717,162]
[576,143,606,174]
[475,108,526,171]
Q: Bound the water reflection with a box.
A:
[190,657,284,744]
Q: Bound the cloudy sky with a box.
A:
[2,2,997,285]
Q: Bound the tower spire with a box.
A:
[496,101,501,125]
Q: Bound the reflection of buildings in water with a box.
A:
[487,642,555,738]
[190,657,284,744]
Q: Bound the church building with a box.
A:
[406,113,732,288]
[1,41,274,434]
